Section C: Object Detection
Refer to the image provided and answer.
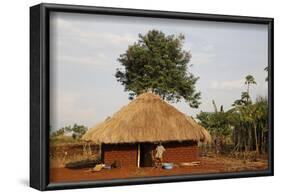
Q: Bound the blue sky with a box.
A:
[49,12,268,131]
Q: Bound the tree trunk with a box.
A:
[238,128,242,152]
[260,130,264,154]
[247,83,250,102]
[253,123,259,154]
[247,127,252,151]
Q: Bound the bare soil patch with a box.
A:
[50,154,268,183]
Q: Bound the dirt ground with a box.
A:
[50,155,268,183]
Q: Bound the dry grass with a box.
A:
[83,92,211,144]
[50,153,99,168]
[50,135,78,146]
[201,154,268,172]
[49,143,100,168]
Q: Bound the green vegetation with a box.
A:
[197,102,232,154]
[197,74,269,155]
[50,124,88,145]
[115,29,201,108]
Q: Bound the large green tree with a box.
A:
[115,30,201,108]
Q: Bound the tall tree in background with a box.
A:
[115,30,201,108]
[245,75,257,102]
[254,97,268,153]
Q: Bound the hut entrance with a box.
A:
[140,143,154,167]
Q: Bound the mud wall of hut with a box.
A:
[161,141,198,163]
[102,143,138,167]
[102,141,198,168]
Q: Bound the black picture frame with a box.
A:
[30,3,274,191]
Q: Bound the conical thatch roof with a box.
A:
[82,92,211,144]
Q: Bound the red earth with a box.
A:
[49,155,268,183]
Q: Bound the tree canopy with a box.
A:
[115,29,201,108]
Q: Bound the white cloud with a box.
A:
[55,54,108,68]
[187,43,216,66]
[210,79,245,90]
[51,16,136,47]
[201,44,215,52]
[50,91,97,130]
[191,52,216,65]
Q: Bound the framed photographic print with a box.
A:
[30,3,274,191]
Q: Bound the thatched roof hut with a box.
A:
[82,92,211,144]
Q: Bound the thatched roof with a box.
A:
[82,92,211,144]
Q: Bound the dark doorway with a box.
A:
[140,143,154,167]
